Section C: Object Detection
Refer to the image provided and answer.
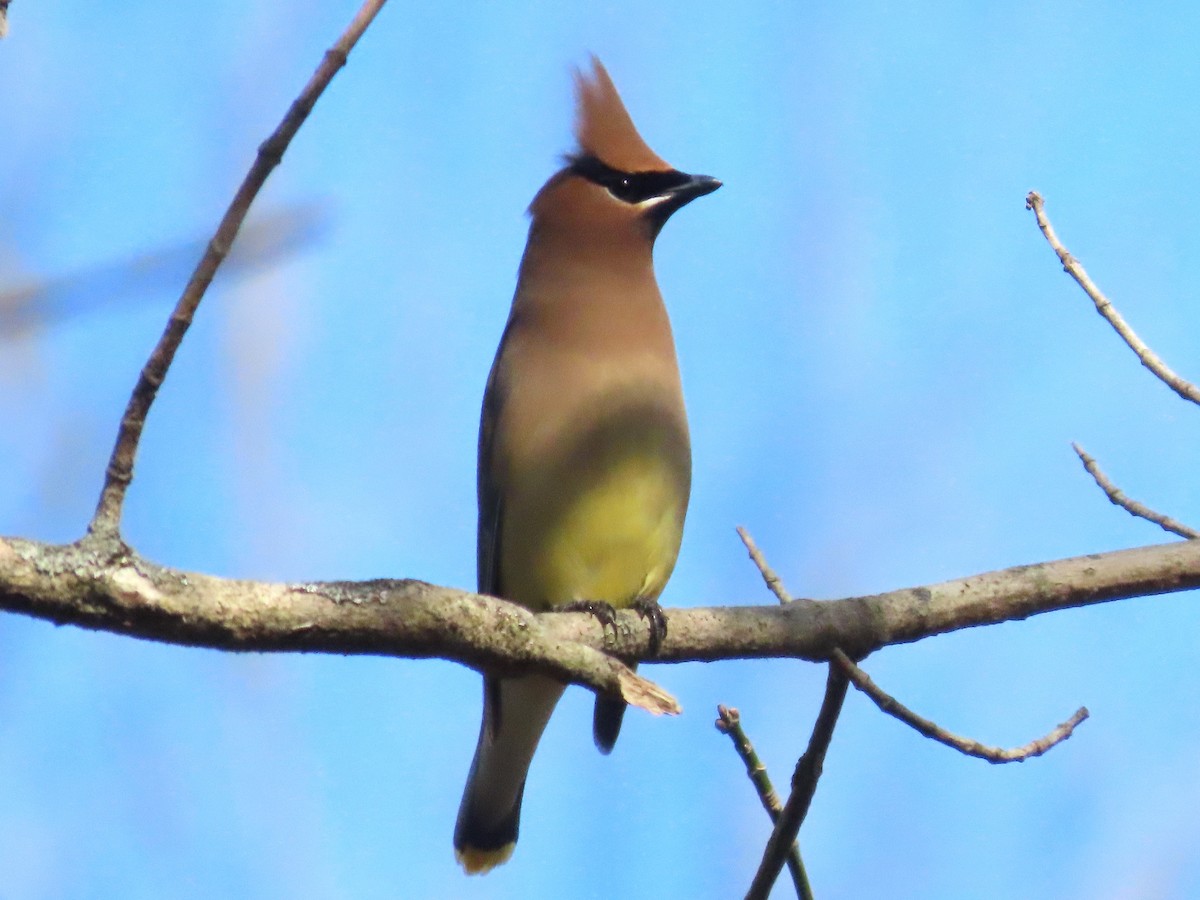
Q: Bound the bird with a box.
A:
[454,56,720,875]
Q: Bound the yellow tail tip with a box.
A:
[455,842,515,875]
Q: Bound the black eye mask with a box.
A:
[569,154,694,205]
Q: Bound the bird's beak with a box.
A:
[648,172,721,226]
[668,173,722,204]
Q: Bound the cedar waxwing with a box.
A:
[454,57,720,874]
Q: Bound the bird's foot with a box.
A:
[631,596,668,654]
[558,599,620,641]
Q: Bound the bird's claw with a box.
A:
[558,599,620,641]
[632,597,667,654]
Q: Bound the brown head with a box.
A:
[527,56,720,244]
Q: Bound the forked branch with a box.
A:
[745,665,850,900]
[717,706,811,898]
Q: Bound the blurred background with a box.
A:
[3,2,1200,897]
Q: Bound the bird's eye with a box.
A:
[570,155,689,205]
[607,176,641,203]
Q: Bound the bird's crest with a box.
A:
[574,56,670,173]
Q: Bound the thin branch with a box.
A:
[4,535,1200,672]
[1072,442,1200,540]
[737,526,793,603]
[88,0,389,540]
[716,706,812,900]
[831,649,1088,763]
[746,665,850,900]
[1026,190,1200,407]
[715,705,787,825]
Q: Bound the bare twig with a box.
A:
[737,526,793,603]
[716,706,812,899]
[746,665,850,900]
[831,649,1087,763]
[88,0,389,540]
[1026,190,1200,407]
[1072,442,1200,539]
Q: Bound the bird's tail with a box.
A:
[592,662,635,753]
[454,674,565,874]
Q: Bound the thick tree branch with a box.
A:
[0,535,676,715]
[2,532,1200,734]
[3,535,1200,681]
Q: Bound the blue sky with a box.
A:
[3,1,1200,897]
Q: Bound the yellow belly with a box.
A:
[499,449,686,611]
